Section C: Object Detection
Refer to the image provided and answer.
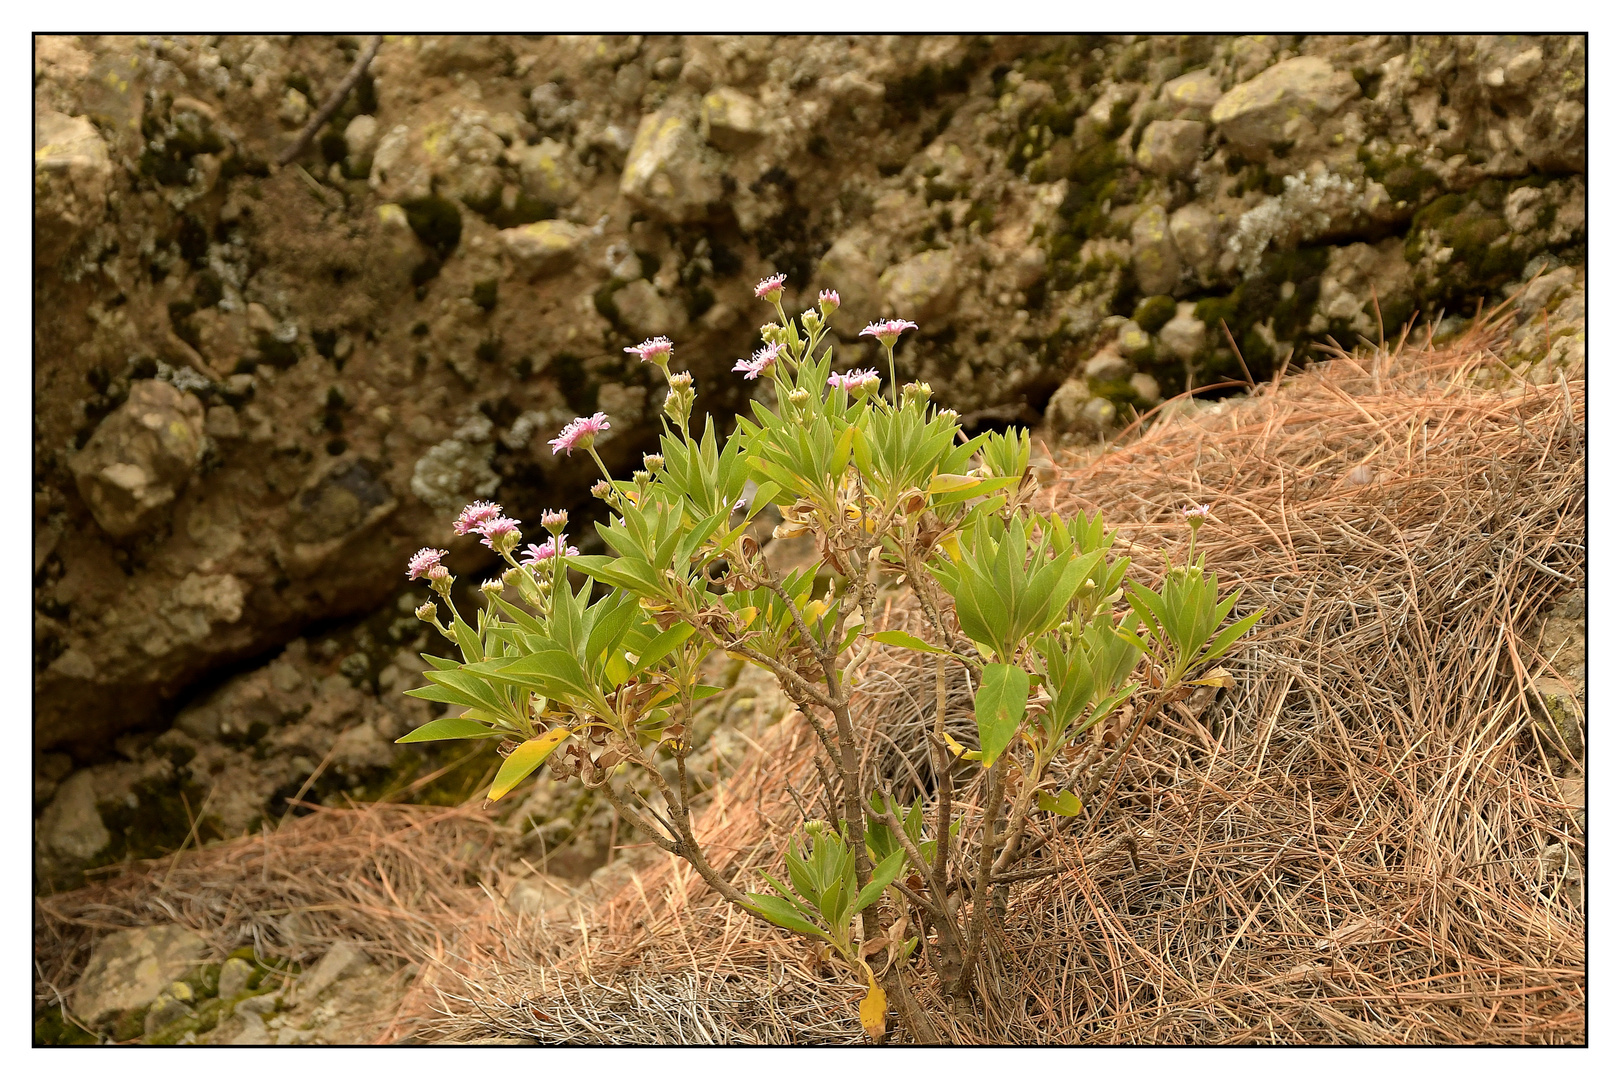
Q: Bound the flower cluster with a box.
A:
[475,516,522,553]
[452,501,503,536]
[733,342,782,380]
[754,273,787,302]
[522,537,579,564]
[828,368,881,395]
[407,547,447,580]
[860,319,918,349]
[625,337,673,366]
[549,412,611,456]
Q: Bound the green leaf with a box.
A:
[488,728,571,801]
[869,629,948,655]
[633,622,695,674]
[746,893,829,939]
[852,848,907,914]
[974,663,1030,766]
[1036,790,1082,817]
[396,716,500,744]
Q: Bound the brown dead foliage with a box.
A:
[37,307,1585,1044]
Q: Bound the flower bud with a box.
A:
[632,469,651,484]
[540,509,568,532]
[802,819,830,838]
[667,370,694,390]
[480,577,505,597]
[643,453,665,474]
[902,381,933,406]
[818,289,840,315]
[415,601,438,623]
[787,387,811,410]
[591,479,613,501]
[502,567,525,587]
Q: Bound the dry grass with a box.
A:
[37,307,1585,1045]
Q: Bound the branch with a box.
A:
[278,35,383,167]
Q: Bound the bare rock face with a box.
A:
[69,380,205,539]
[28,32,1588,846]
[619,106,723,223]
[34,108,110,265]
[1211,56,1360,158]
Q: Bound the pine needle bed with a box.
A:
[37,312,1586,1045]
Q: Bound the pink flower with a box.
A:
[818,289,840,313]
[860,318,919,348]
[828,368,880,393]
[549,412,611,456]
[1183,504,1212,524]
[624,337,673,365]
[540,509,568,532]
[407,547,448,580]
[733,342,782,380]
[475,516,522,551]
[521,537,578,564]
[754,273,787,301]
[452,500,503,535]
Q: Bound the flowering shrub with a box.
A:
[398,281,1261,1041]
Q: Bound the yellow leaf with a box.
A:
[938,534,962,563]
[1189,667,1235,689]
[859,980,887,1041]
[941,731,982,762]
[927,473,979,494]
[487,727,571,801]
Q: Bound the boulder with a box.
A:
[371,203,430,286]
[619,108,723,223]
[1169,203,1223,281]
[510,137,580,207]
[217,957,256,1002]
[1158,303,1208,362]
[701,87,765,152]
[35,109,110,265]
[1210,56,1359,158]
[1130,372,1164,405]
[500,220,585,278]
[1083,348,1132,384]
[880,248,958,322]
[1114,320,1154,361]
[293,943,369,1004]
[1130,206,1181,296]
[342,114,379,176]
[36,769,110,863]
[69,380,206,539]
[1161,68,1224,120]
[72,925,208,1028]
[368,124,433,204]
[1044,377,1094,434]
[1135,120,1205,177]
